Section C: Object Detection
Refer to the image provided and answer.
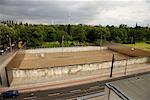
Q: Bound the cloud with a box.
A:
[0,0,150,26]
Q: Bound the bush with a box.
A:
[42,41,60,48]
[63,41,72,47]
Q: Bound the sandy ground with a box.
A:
[7,50,130,69]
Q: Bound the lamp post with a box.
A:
[7,35,12,52]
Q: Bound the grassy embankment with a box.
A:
[126,42,150,51]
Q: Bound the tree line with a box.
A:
[0,20,150,48]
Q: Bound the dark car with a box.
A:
[0,90,19,99]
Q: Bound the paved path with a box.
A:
[2,81,105,100]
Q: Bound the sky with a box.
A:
[0,0,150,26]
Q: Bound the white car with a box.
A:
[0,49,4,55]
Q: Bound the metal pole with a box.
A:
[9,37,12,52]
[108,87,111,100]
[110,54,115,77]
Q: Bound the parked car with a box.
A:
[0,90,19,99]
[0,46,5,55]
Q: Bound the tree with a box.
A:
[67,24,71,35]
[73,27,86,42]
[0,25,15,46]
[1,20,150,48]
[87,28,98,42]
[44,27,56,42]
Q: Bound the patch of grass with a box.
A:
[126,42,150,51]
[42,41,90,48]
[42,41,61,48]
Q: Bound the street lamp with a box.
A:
[7,35,12,52]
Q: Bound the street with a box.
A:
[3,81,105,100]
[3,71,150,100]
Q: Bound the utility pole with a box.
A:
[62,35,64,56]
[131,37,133,44]
[100,35,103,46]
[110,54,115,77]
[68,14,71,25]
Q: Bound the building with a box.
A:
[104,73,150,100]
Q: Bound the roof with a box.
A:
[106,73,150,100]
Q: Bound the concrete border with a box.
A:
[25,46,108,54]
[0,51,18,86]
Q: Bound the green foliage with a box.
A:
[44,26,56,41]
[73,27,86,42]
[0,25,15,45]
[0,21,150,48]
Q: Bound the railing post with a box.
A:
[124,59,128,75]
[110,54,115,77]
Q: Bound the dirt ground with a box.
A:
[109,44,150,57]
[7,50,130,69]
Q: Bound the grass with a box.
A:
[126,42,150,51]
[41,41,89,48]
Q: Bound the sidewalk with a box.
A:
[0,63,150,93]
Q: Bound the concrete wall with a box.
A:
[25,46,108,54]
[10,57,150,79]
[0,51,17,86]
[7,68,13,86]
[0,68,7,86]
[126,57,149,65]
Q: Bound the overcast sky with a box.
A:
[0,0,150,26]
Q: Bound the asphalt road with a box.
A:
[2,71,150,100]
[2,81,105,100]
